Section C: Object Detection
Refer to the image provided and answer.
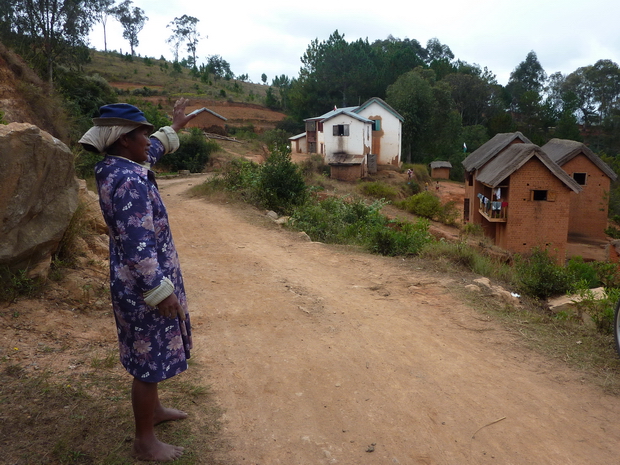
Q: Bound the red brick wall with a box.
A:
[186,113,226,131]
[504,157,572,262]
[431,167,450,179]
[561,154,610,240]
[331,164,364,181]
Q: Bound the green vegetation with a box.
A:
[358,181,400,201]
[0,266,43,302]
[396,191,459,225]
[157,128,220,173]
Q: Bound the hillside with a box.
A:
[84,50,287,132]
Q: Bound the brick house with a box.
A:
[542,138,617,241]
[430,161,452,179]
[463,132,532,226]
[184,107,228,134]
[463,134,582,262]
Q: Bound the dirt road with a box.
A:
[162,176,620,465]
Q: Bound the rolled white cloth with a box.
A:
[143,277,175,307]
[79,125,180,155]
[78,125,139,154]
[152,126,180,153]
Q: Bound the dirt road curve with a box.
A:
[162,176,620,465]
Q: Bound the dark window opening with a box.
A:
[371,119,381,131]
[532,190,547,201]
[573,172,587,185]
[333,124,349,136]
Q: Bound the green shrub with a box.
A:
[397,191,442,220]
[358,181,399,201]
[290,196,431,256]
[157,128,220,173]
[575,287,620,334]
[257,146,308,214]
[74,149,103,179]
[220,157,261,192]
[368,219,432,256]
[604,225,620,239]
[299,154,329,178]
[412,164,431,184]
[0,266,42,302]
[421,240,514,281]
[461,222,484,237]
[514,248,574,299]
[437,200,459,225]
[566,257,600,288]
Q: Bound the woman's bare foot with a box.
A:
[133,436,184,462]
[153,405,188,425]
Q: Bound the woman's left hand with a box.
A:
[170,98,197,132]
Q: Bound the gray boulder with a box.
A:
[0,123,78,275]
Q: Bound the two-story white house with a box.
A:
[290,97,404,181]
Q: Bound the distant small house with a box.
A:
[430,161,452,179]
[185,107,228,134]
[542,138,617,241]
[329,153,368,181]
[290,133,306,153]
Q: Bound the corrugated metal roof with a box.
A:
[354,97,405,122]
[462,132,532,172]
[328,153,366,165]
[476,143,582,193]
[289,132,306,140]
[542,138,617,181]
[304,107,358,122]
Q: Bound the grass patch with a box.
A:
[459,287,620,394]
[0,359,226,464]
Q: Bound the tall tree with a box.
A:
[111,0,147,56]
[166,15,201,66]
[92,0,115,52]
[12,0,95,86]
[444,63,496,126]
[291,30,379,118]
[505,51,547,110]
[204,54,232,80]
[386,69,435,163]
[371,36,426,93]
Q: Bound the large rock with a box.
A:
[0,123,78,275]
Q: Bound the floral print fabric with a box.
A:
[95,138,192,382]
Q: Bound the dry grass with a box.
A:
[0,321,227,465]
[84,51,269,104]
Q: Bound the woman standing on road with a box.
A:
[80,99,197,461]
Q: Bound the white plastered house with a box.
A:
[291,97,404,180]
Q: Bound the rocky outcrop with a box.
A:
[0,123,79,275]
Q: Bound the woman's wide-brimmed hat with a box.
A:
[92,103,154,129]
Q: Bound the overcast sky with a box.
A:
[89,0,620,86]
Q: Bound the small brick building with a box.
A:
[542,138,617,241]
[185,107,228,134]
[430,161,452,179]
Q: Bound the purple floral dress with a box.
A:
[95,138,192,383]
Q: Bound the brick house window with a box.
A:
[573,172,587,185]
[530,190,556,201]
[333,124,349,136]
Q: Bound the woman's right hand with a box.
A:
[157,293,186,321]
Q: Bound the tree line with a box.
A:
[272,31,620,182]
